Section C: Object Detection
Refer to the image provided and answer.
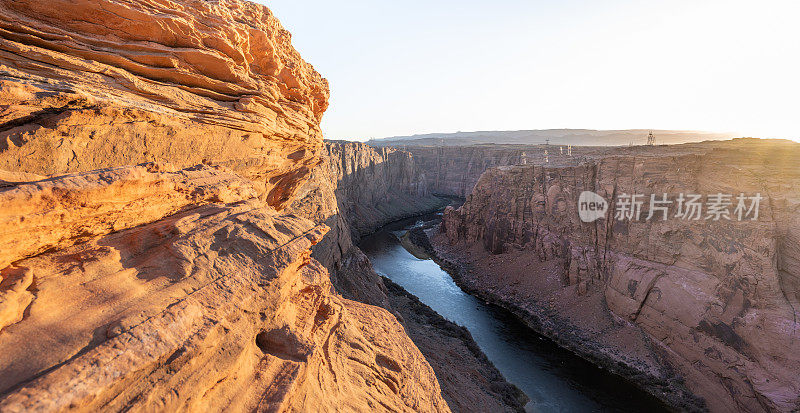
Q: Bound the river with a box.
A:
[359,213,669,413]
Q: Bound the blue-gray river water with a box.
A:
[359,214,668,413]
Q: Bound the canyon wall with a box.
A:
[0,1,458,411]
[289,140,447,268]
[437,139,800,412]
[402,144,610,198]
[7,0,786,411]
[403,146,528,198]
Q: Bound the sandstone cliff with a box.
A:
[0,0,328,209]
[0,1,456,411]
[398,142,731,200]
[438,139,800,412]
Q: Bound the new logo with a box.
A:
[578,191,608,222]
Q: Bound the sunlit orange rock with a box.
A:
[0,162,256,271]
[0,0,329,209]
[0,165,450,412]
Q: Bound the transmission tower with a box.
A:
[646,131,656,146]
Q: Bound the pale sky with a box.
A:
[262,0,800,141]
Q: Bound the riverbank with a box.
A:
[382,277,529,412]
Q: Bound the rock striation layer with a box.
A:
[0,0,329,209]
[438,139,800,412]
[0,162,256,271]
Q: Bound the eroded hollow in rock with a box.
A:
[256,327,312,363]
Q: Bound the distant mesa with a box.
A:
[368,129,738,147]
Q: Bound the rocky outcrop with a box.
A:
[438,139,800,412]
[0,0,328,209]
[0,165,450,411]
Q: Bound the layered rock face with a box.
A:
[0,1,456,411]
[439,139,800,411]
[400,143,725,199]
[0,0,328,209]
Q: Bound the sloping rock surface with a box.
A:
[0,165,449,412]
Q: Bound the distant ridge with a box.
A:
[367,129,738,147]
